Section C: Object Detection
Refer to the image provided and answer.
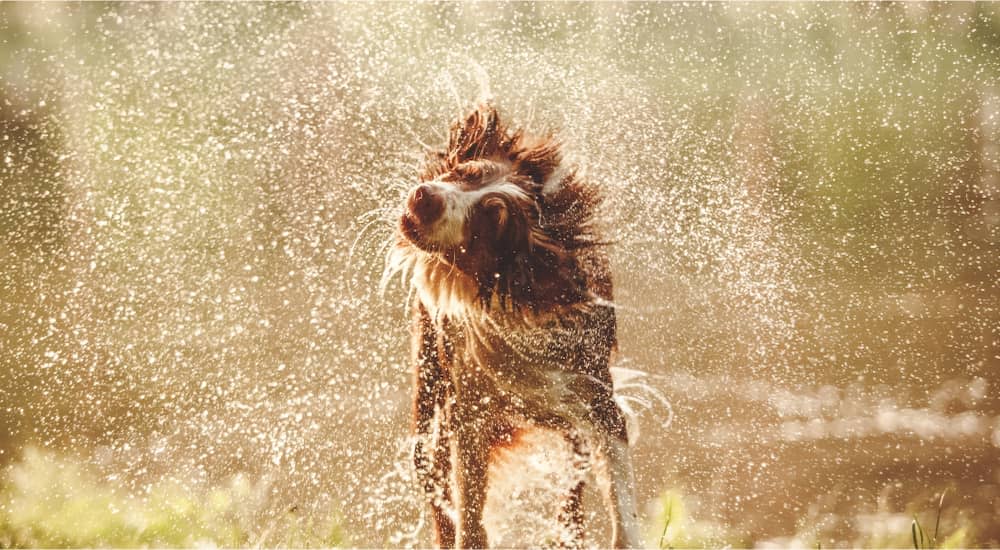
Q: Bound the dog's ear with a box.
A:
[513,136,562,186]
[448,104,504,162]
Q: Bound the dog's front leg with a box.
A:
[556,431,589,549]
[452,416,489,549]
[414,409,455,548]
[412,304,456,547]
[581,305,642,548]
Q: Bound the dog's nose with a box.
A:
[407,184,445,225]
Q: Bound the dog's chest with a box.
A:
[441,318,592,425]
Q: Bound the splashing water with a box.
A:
[2,3,999,547]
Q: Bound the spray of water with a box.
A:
[3,3,998,547]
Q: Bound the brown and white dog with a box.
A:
[384,104,641,549]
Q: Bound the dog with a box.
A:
[383,104,641,549]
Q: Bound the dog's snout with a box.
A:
[407,184,445,225]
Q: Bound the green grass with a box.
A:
[647,488,978,549]
[0,449,987,549]
[908,491,972,550]
[0,448,345,548]
[647,489,750,548]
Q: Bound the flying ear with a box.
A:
[448,104,503,162]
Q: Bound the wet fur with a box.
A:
[385,104,640,548]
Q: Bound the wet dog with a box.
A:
[384,104,641,548]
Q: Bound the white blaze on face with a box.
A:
[420,179,530,247]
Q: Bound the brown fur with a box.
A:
[387,104,639,548]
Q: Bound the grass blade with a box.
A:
[658,499,673,549]
[933,489,947,547]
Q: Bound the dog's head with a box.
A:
[388,105,605,319]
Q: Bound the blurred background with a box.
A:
[1,2,998,547]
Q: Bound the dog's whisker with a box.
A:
[355,208,396,225]
[347,216,395,290]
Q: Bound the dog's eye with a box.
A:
[481,197,508,227]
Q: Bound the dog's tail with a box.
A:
[611,364,674,446]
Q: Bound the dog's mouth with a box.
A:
[400,212,436,252]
